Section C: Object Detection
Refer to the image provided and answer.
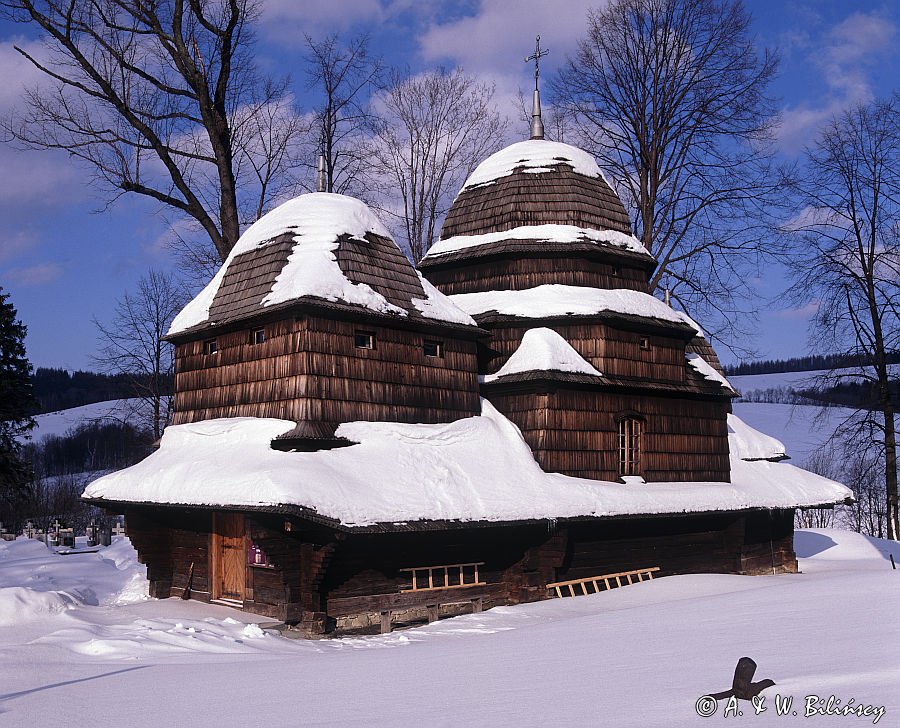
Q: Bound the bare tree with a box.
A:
[369,68,508,262]
[169,84,313,285]
[94,270,187,441]
[838,452,888,538]
[795,450,838,530]
[304,32,383,198]
[784,98,900,539]
[554,0,781,348]
[0,0,304,262]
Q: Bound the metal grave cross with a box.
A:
[524,35,549,89]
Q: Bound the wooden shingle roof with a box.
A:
[167,193,478,339]
[441,165,632,240]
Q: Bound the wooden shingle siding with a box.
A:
[173,314,481,427]
[487,390,731,482]
[481,322,688,385]
[420,252,650,294]
[442,167,632,239]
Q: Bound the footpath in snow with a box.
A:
[0,529,897,726]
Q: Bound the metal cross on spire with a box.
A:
[524,35,549,140]
[524,35,549,91]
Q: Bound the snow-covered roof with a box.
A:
[461,140,609,191]
[448,285,692,327]
[686,353,736,393]
[727,413,787,461]
[423,224,650,261]
[483,328,601,383]
[169,193,475,335]
[83,405,852,529]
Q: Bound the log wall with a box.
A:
[121,507,798,634]
[488,389,731,482]
[172,314,481,426]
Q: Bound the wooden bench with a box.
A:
[547,566,660,598]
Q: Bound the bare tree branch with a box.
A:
[782,98,900,539]
[304,32,383,198]
[92,269,188,441]
[368,68,508,262]
[1,0,303,262]
[552,0,783,353]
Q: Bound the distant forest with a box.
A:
[724,352,900,376]
[30,368,173,415]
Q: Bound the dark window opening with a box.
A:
[423,339,444,358]
[639,336,651,351]
[355,331,376,350]
[611,264,620,276]
[618,417,643,476]
[252,328,266,345]
[203,338,218,355]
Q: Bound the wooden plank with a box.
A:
[327,584,502,618]
[380,611,391,634]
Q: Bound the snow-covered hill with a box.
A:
[0,530,895,726]
[730,364,900,395]
[732,402,852,466]
[28,399,135,440]
[27,398,163,441]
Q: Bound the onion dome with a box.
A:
[168,193,474,338]
[420,140,652,268]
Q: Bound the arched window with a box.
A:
[618,417,643,476]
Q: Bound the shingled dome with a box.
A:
[168,193,474,337]
[422,139,649,266]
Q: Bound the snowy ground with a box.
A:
[29,398,147,441]
[1,530,897,726]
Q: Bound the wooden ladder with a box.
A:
[547,566,660,598]
[399,562,485,593]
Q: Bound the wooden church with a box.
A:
[84,79,850,636]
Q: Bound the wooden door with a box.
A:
[213,513,245,601]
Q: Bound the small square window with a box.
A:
[611,264,620,276]
[423,339,444,358]
[639,337,651,351]
[203,338,218,355]
[355,331,375,350]
[252,328,266,345]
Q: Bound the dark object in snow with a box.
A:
[709,657,775,701]
[182,562,194,600]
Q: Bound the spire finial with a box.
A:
[316,136,327,193]
[524,35,549,140]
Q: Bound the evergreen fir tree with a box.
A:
[0,286,36,501]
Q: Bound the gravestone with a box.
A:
[86,521,100,548]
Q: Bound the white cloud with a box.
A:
[0,230,38,264]
[259,0,386,40]
[774,301,820,320]
[777,11,896,153]
[0,37,47,111]
[419,0,599,76]
[416,1,604,141]
[4,262,63,286]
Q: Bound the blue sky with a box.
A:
[0,0,898,371]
